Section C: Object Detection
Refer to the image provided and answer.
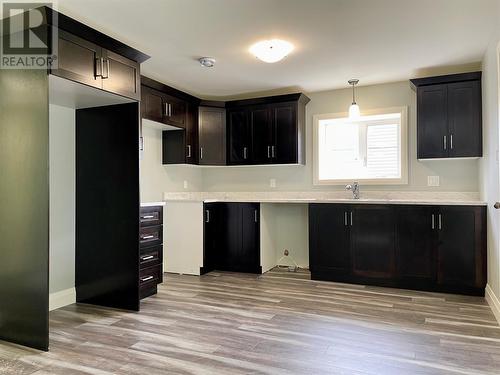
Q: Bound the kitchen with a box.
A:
[1,1,500,374]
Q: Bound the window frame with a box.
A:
[313,106,408,186]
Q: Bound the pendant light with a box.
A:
[348,79,360,119]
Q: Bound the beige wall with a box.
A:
[201,81,479,192]
[480,34,500,312]
[49,104,76,295]
[140,124,203,202]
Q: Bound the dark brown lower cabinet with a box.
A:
[309,204,351,277]
[203,202,260,274]
[351,205,396,279]
[309,203,486,296]
[397,206,436,286]
[139,205,164,299]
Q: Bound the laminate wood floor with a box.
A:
[1,268,500,374]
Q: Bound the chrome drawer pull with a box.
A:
[141,276,154,282]
[141,255,154,261]
[142,235,155,240]
[142,215,155,219]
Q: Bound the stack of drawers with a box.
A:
[139,205,164,299]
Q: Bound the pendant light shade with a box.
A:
[349,103,360,119]
[348,79,360,119]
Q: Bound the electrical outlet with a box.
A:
[427,176,440,187]
[183,180,188,189]
[270,178,276,188]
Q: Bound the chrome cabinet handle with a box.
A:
[141,235,155,240]
[168,103,172,117]
[450,134,453,150]
[243,147,248,159]
[350,212,353,226]
[438,214,442,230]
[254,209,258,223]
[443,135,447,150]
[164,103,169,117]
[106,58,110,78]
[344,212,348,226]
[205,209,210,223]
[101,58,109,79]
[200,147,203,160]
[271,145,276,158]
[94,57,102,78]
[142,215,155,219]
[141,255,154,261]
[140,276,154,282]
[431,214,435,229]
[187,145,192,158]
[267,146,271,158]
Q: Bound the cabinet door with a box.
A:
[227,109,251,164]
[351,205,396,278]
[53,30,101,89]
[185,103,198,164]
[141,86,164,123]
[162,129,185,164]
[309,204,351,276]
[199,107,226,165]
[272,103,298,164]
[397,206,436,282]
[240,203,260,272]
[448,81,482,158]
[417,84,448,159]
[203,203,221,273]
[163,94,187,128]
[101,50,140,100]
[437,206,485,288]
[250,106,273,164]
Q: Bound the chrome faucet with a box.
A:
[346,182,360,199]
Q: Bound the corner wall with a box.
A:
[140,124,203,202]
[480,32,500,321]
[49,104,76,310]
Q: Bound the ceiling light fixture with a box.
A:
[348,79,360,119]
[249,39,294,63]
[199,57,216,68]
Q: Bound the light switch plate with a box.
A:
[270,178,277,188]
[427,176,440,187]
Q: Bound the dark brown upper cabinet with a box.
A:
[410,72,482,159]
[141,85,188,128]
[226,94,309,165]
[227,108,251,164]
[101,49,140,100]
[199,106,226,165]
[53,30,140,100]
[141,77,200,164]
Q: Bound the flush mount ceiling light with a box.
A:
[249,39,294,63]
[199,57,216,67]
[348,79,361,119]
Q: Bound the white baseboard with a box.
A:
[49,287,76,311]
[485,284,500,324]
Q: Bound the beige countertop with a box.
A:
[163,191,487,206]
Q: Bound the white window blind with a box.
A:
[315,110,406,184]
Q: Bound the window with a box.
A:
[313,107,408,185]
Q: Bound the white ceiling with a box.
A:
[53,0,500,99]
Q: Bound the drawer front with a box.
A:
[139,264,162,286]
[140,206,163,227]
[140,246,162,269]
[140,225,162,247]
